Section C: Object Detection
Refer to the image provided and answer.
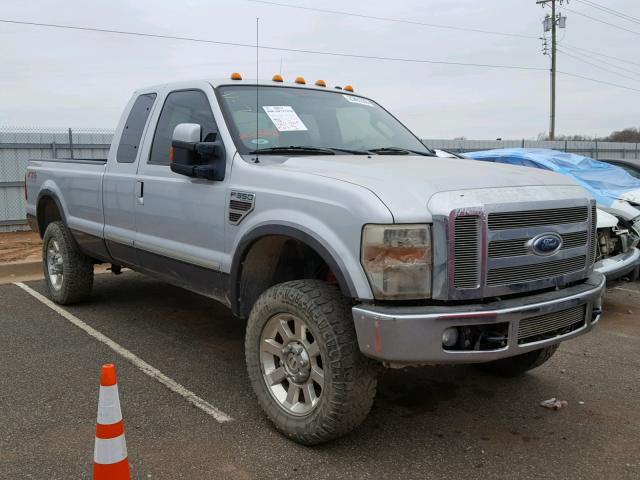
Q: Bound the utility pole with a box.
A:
[550,0,556,140]
[537,0,567,140]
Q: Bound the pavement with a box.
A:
[1,272,639,479]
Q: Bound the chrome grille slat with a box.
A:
[488,206,588,230]
[518,305,586,343]
[562,231,588,249]
[588,205,597,266]
[488,231,588,258]
[454,216,480,288]
[486,255,586,286]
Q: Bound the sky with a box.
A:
[0,0,638,139]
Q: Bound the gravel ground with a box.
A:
[0,272,638,479]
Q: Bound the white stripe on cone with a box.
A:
[97,385,123,425]
[94,434,128,464]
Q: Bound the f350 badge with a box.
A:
[228,191,256,225]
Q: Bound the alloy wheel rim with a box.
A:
[46,238,64,290]
[260,313,325,416]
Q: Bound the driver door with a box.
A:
[134,86,228,298]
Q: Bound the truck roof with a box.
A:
[135,77,360,95]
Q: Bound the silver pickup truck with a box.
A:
[26,75,605,444]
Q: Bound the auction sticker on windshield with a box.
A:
[263,106,308,132]
[343,95,373,106]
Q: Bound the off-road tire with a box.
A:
[245,279,378,445]
[42,221,94,304]
[477,344,559,377]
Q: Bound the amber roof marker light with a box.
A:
[230,72,242,80]
[295,76,306,84]
[343,85,354,92]
[314,79,327,87]
[272,74,283,82]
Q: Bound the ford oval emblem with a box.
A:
[528,233,563,256]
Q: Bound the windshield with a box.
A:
[216,85,432,155]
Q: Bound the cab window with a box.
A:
[149,90,218,165]
[116,93,156,163]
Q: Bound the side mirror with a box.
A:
[170,123,226,181]
[173,123,201,143]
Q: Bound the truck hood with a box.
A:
[273,155,579,221]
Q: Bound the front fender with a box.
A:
[228,212,378,317]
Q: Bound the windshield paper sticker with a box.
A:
[343,95,373,106]
[263,106,308,132]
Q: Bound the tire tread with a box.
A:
[245,279,378,445]
[42,221,94,305]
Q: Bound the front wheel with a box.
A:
[245,280,378,445]
[476,344,559,377]
[42,221,94,305]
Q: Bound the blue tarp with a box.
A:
[465,148,640,208]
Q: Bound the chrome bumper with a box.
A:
[594,248,640,281]
[352,272,605,365]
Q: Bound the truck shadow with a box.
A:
[78,271,553,424]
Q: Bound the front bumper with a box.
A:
[594,248,640,281]
[352,272,605,365]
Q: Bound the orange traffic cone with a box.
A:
[93,364,131,480]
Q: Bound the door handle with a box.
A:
[135,180,144,205]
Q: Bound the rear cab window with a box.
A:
[116,93,157,163]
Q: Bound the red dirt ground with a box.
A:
[0,231,42,263]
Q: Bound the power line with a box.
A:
[561,43,640,69]
[0,18,547,71]
[558,45,640,78]
[572,0,640,25]
[248,0,539,39]
[1,17,638,96]
[562,6,640,36]
[558,71,640,93]
[557,48,640,83]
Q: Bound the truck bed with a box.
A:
[26,158,107,241]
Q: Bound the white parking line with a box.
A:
[14,282,233,423]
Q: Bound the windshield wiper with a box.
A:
[325,147,370,155]
[248,146,335,155]
[248,146,371,155]
[368,147,435,156]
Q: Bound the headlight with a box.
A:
[361,224,432,299]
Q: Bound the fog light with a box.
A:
[442,327,459,348]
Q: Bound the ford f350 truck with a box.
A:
[25,75,605,444]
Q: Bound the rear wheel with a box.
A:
[42,221,94,304]
[245,279,378,445]
[476,345,559,377]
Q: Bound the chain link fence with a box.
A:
[0,127,113,232]
[422,138,640,160]
[1,127,639,232]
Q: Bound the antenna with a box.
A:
[256,17,259,157]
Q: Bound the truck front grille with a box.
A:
[447,201,593,300]
[488,206,588,230]
[518,305,586,344]
[453,215,481,289]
